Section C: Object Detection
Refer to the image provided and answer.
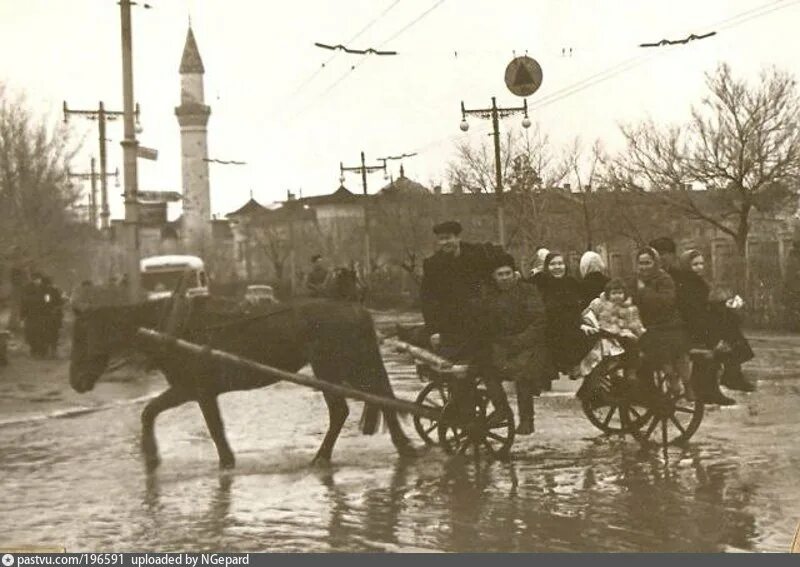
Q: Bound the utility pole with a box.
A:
[287,190,297,297]
[119,0,142,302]
[459,97,530,247]
[67,158,120,229]
[63,101,137,230]
[340,152,386,276]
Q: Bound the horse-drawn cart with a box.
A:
[387,336,709,453]
[136,321,708,463]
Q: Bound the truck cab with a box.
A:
[140,255,209,301]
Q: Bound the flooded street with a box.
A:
[1,337,799,552]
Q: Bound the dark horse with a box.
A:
[69,295,415,470]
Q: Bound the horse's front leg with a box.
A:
[141,387,191,471]
[312,392,349,465]
[198,393,236,469]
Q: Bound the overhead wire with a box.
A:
[405,0,800,159]
[528,0,799,112]
[285,0,447,124]
[284,0,403,100]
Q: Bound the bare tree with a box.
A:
[610,63,800,255]
[448,126,571,260]
[372,189,438,283]
[0,85,85,281]
[559,138,606,249]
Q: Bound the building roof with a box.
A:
[300,184,363,206]
[179,27,205,74]
[378,166,430,196]
[226,197,271,218]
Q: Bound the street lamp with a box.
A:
[459,97,531,247]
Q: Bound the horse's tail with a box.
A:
[360,403,382,435]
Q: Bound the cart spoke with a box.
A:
[602,406,617,427]
[674,405,695,414]
[487,431,508,443]
[669,415,687,435]
[661,418,669,446]
[644,415,660,439]
[424,423,438,435]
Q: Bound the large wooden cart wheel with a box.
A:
[437,387,515,459]
[413,381,450,445]
[624,368,704,448]
[580,369,649,435]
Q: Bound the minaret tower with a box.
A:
[175,26,212,255]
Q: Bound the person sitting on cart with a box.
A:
[479,252,550,435]
[572,278,646,393]
[420,220,500,362]
[675,249,753,405]
[628,247,693,399]
[651,236,755,395]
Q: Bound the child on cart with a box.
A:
[572,279,646,388]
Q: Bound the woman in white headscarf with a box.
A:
[579,251,609,307]
[526,247,550,290]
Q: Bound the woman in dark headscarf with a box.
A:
[677,249,755,393]
[579,251,610,308]
[538,252,593,374]
[628,247,693,396]
[480,252,550,434]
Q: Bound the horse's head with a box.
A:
[69,302,163,393]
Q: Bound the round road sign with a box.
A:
[504,56,543,97]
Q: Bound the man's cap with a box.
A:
[649,237,677,254]
[432,220,462,236]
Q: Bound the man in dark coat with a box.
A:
[480,252,550,434]
[41,276,64,358]
[306,255,331,297]
[420,220,500,361]
[20,272,49,358]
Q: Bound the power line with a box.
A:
[528,0,800,112]
[285,0,446,124]
[284,0,402,100]
[408,0,799,159]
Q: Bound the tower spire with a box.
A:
[179,26,205,74]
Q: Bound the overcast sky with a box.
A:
[2,0,800,220]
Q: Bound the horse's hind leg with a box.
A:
[198,394,236,469]
[383,410,416,457]
[141,387,190,471]
[312,392,349,465]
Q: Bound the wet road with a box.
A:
[1,340,799,552]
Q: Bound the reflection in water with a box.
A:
[0,367,796,552]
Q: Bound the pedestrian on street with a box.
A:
[41,275,64,358]
[20,272,49,358]
[306,255,331,297]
